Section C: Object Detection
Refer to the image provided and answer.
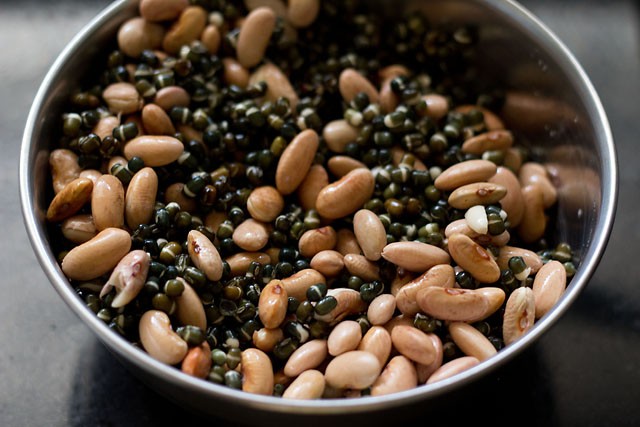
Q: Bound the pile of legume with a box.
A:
[46,0,576,399]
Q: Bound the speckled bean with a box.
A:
[259,279,288,328]
[282,370,325,400]
[426,356,480,384]
[358,326,392,367]
[233,218,270,251]
[338,68,379,104]
[162,6,207,54]
[276,129,319,195]
[353,209,386,261]
[390,325,436,365]
[310,250,344,277]
[181,341,211,379]
[502,287,536,345]
[100,249,149,308]
[123,135,184,167]
[49,149,81,194]
[187,229,223,281]
[61,214,97,244]
[396,264,455,316]
[92,175,124,231]
[434,159,497,191]
[447,233,500,283]
[367,294,396,326]
[46,177,93,222]
[237,7,276,68]
[298,226,337,258]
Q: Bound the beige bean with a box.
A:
[124,135,184,167]
[298,226,337,258]
[46,177,93,222]
[367,294,396,326]
[390,325,436,365]
[163,6,208,54]
[434,159,497,191]
[92,175,124,231]
[416,334,444,384]
[390,269,415,297]
[92,115,120,140]
[335,228,362,256]
[241,348,274,395]
[447,233,500,283]
[237,7,276,68]
[297,165,329,211]
[117,17,165,58]
[379,78,400,114]
[426,356,480,384]
[246,186,284,222]
[61,214,97,244]
[252,327,284,352]
[343,253,380,281]
[99,249,149,308]
[477,287,506,318]
[61,228,131,281]
[232,219,270,251]
[449,322,497,361]
[325,351,382,390]
[204,211,227,233]
[200,24,221,54]
[139,310,188,365]
[461,130,514,155]
[141,104,175,135]
[249,62,299,108]
[280,268,325,301]
[447,182,507,210]
[497,245,543,273]
[517,184,547,244]
[338,68,379,104]
[454,105,505,131]
[353,209,386,261]
[282,370,325,400]
[417,94,450,120]
[503,287,536,345]
[125,167,158,230]
[181,341,212,379]
[259,279,288,328]
[284,339,328,377]
[139,0,188,21]
[316,168,376,219]
[532,260,566,319]
[226,252,271,276]
[381,241,451,273]
[315,288,366,325]
[371,355,418,396]
[383,314,414,335]
[417,287,496,322]
[79,169,102,186]
[358,326,392,367]
[488,166,524,228]
[154,86,190,111]
[276,129,319,195]
[445,219,510,247]
[50,149,81,194]
[327,320,362,356]
[187,230,223,281]
[287,0,320,27]
[327,155,367,178]
[519,162,557,208]
[222,57,250,88]
[503,147,524,173]
[310,250,344,277]
[322,120,359,153]
[174,278,207,330]
[102,82,143,115]
[396,264,455,316]
[164,182,197,213]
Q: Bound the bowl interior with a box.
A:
[20,0,616,423]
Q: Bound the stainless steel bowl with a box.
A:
[20,0,617,425]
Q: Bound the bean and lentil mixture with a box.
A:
[46,0,576,398]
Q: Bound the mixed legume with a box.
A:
[47,0,576,398]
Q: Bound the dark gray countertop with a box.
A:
[1,0,639,425]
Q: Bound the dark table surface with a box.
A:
[1,0,639,426]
